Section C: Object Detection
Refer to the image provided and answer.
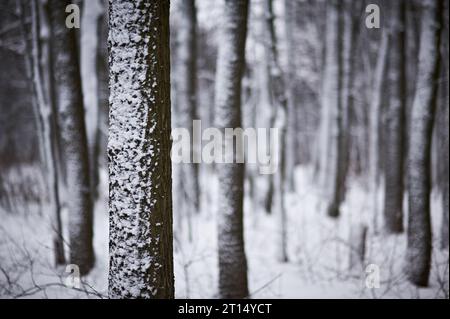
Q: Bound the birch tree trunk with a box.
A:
[215,0,249,299]
[108,0,174,298]
[49,0,94,275]
[406,0,443,287]
[383,0,407,234]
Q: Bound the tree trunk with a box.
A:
[263,0,289,263]
[176,0,200,219]
[81,0,102,199]
[26,0,65,266]
[383,0,407,234]
[108,0,174,298]
[319,0,342,217]
[215,0,249,299]
[49,0,94,275]
[369,31,389,233]
[283,0,296,192]
[406,0,443,287]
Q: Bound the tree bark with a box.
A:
[383,0,407,234]
[214,0,249,299]
[49,0,94,275]
[108,0,174,298]
[406,0,443,287]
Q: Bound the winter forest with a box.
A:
[0,0,448,299]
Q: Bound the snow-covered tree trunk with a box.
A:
[369,31,389,233]
[263,0,288,263]
[406,0,443,287]
[383,0,407,234]
[318,0,342,217]
[49,0,94,275]
[214,0,249,299]
[81,0,102,199]
[176,0,200,230]
[27,0,65,266]
[108,0,174,298]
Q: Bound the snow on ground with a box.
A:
[0,166,448,298]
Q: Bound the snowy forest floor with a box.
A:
[0,166,448,299]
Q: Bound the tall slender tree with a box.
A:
[108,0,174,298]
[176,0,200,240]
[369,31,389,232]
[383,0,407,233]
[263,0,288,262]
[318,0,342,217]
[18,0,65,266]
[48,0,94,275]
[406,0,443,287]
[215,0,250,299]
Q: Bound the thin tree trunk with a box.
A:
[108,0,174,298]
[406,0,443,287]
[27,0,65,266]
[81,0,102,199]
[176,0,200,219]
[319,0,342,217]
[283,0,296,192]
[49,0,94,275]
[369,31,389,233]
[263,0,288,263]
[383,0,407,234]
[215,0,249,299]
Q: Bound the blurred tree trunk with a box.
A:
[108,0,174,298]
[369,31,389,233]
[215,0,249,299]
[176,0,200,240]
[263,0,288,262]
[48,0,94,275]
[284,0,296,192]
[438,0,449,249]
[22,0,65,266]
[383,0,407,234]
[81,0,102,199]
[406,0,443,287]
[318,0,342,217]
[333,0,360,210]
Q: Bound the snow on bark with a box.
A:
[383,0,407,234]
[49,0,94,275]
[406,0,443,287]
[108,0,174,298]
[214,0,249,299]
